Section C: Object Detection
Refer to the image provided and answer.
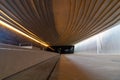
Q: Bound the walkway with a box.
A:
[50,54,120,80]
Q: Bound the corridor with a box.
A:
[0,0,120,80]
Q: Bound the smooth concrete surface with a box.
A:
[0,47,59,79]
[0,43,41,50]
[0,43,22,49]
[75,24,120,54]
[3,57,59,80]
[50,54,120,80]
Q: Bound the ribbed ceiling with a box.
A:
[0,0,120,46]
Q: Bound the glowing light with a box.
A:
[0,20,49,47]
[0,10,49,47]
[0,10,42,40]
[1,16,47,44]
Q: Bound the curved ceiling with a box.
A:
[0,0,120,46]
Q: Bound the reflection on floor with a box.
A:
[50,54,120,80]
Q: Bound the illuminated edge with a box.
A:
[0,20,49,47]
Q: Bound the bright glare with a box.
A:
[75,34,98,46]
[75,24,120,46]
[0,20,49,47]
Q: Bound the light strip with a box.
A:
[0,16,47,45]
[0,10,41,40]
[1,10,49,45]
[0,20,49,47]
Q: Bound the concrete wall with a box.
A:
[0,44,60,80]
[74,36,97,53]
[0,43,22,49]
[75,24,120,54]
[99,25,120,53]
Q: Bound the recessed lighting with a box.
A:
[0,20,49,47]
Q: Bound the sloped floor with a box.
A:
[50,54,120,80]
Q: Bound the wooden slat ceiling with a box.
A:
[0,0,120,46]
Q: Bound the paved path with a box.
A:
[50,54,120,80]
